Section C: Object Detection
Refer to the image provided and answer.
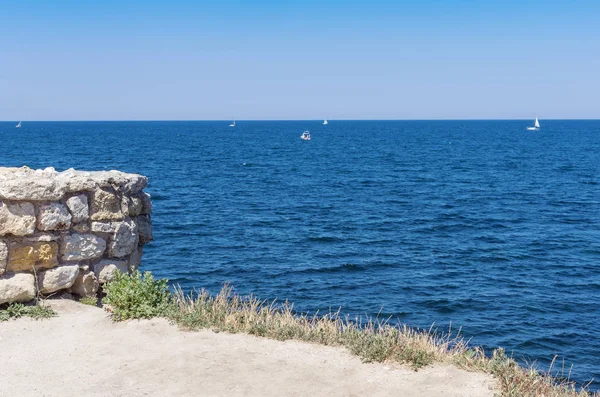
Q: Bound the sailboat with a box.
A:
[526,117,540,131]
[15,121,22,128]
[229,117,235,127]
[323,119,328,125]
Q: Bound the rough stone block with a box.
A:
[38,264,80,294]
[108,218,139,257]
[91,188,123,221]
[127,196,143,216]
[0,272,36,304]
[0,201,36,236]
[0,167,66,201]
[7,241,59,272]
[61,234,106,261]
[37,202,72,231]
[66,194,89,223]
[0,167,147,200]
[71,269,99,297]
[94,259,128,284]
[90,221,118,234]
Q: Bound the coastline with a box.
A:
[3,270,597,396]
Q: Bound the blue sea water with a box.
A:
[1,120,599,387]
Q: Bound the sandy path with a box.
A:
[0,300,495,397]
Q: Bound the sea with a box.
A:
[1,120,599,388]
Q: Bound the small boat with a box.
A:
[229,117,235,127]
[323,119,328,125]
[301,131,311,140]
[526,117,540,131]
[15,121,22,128]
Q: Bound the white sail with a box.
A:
[534,117,540,128]
[16,121,21,128]
[323,119,328,125]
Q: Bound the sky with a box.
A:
[1,0,599,120]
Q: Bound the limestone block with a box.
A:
[0,172,66,201]
[0,240,7,276]
[0,201,36,236]
[0,272,36,304]
[7,241,59,272]
[128,196,143,216]
[128,246,143,272]
[38,264,80,294]
[0,167,147,198]
[55,169,147,194]
[90,188,123,221]
[61,234,106,261]
[94,259,128,284]
[90,221,118,234]
[37,202,72,231]
[66,194,89,223]
[71,269,99,297]
[59,170,97,192]
[101,171,147,194]
[108,218,138,257]
[135,215,153,244]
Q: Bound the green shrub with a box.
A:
[103,271,171,321]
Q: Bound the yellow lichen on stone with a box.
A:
[7,242,59,272]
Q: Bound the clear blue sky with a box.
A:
[1,1,599,120]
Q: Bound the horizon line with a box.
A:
[2,118,600,122]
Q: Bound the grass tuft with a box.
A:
[78,296,99,306]
[0,302,56,321]
[103,273,599,397]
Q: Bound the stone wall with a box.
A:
[0,167,152,304]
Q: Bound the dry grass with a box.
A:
[168,285,598,397]
[104,273,598,397]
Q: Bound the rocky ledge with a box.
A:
[0,167,148,201]
[0,167,152,304]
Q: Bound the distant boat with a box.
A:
[301,130,311,141]
[229,117,235,127]
[526,117,540,131]
[323,119,328,125]
[15,121,22,128]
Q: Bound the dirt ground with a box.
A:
[0,299,496,397]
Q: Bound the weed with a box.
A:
[79,296,98,306]
[0,302,55,321]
